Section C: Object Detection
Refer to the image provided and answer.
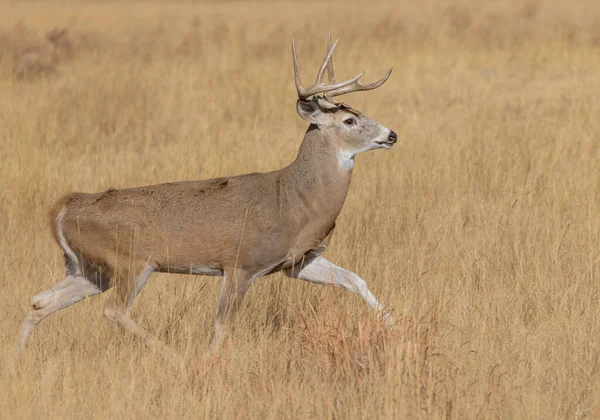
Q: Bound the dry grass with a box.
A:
[1,0,600,418]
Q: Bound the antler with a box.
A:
[292,33,392,101]
[292,37,364,100]
[326,32,336,84]
[324,33,392,100]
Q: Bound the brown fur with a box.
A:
[16,36,395,360]
[30,92,394,357]
[53,125,352,302]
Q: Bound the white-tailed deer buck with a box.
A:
[16,34,397,361]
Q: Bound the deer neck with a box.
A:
[282,124,352,224]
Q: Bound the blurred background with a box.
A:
[1,1,600,418]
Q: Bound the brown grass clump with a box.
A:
[10,28,73,80]
[2,0,600,418]
[12,46,57,80]
[297,293,393,373]
[46,28,73,61]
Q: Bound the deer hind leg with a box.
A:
[102,264,180,364]
[285,256,395,329]
[15,260,110,357]
[209,269,254,354]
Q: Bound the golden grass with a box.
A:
[1,0,600,418]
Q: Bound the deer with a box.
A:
[15,34,397,362]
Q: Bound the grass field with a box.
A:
[1,0,600,418]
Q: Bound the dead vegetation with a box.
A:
[1,0,600,418]
[8,28,71,80]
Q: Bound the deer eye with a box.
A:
[343,118,356,126]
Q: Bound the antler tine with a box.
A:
[327,31,336,83]
[326,68,393,98]
[314,37,339,89]
[292,39,304,97]
[292,37,364,100]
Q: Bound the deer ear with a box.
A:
[296,99,323,124]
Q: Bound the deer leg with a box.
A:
[15,269,109,357]
[209,270,254,354]
[102,265,179,364]
[285,256,394,329]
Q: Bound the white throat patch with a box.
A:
[338,150,356,170]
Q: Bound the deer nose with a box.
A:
[388,131,397,144]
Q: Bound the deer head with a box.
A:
[292,34,397,169]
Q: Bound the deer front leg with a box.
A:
[209,269,254,354]
[285,256,394,329]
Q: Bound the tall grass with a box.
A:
[1,1,600,418]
